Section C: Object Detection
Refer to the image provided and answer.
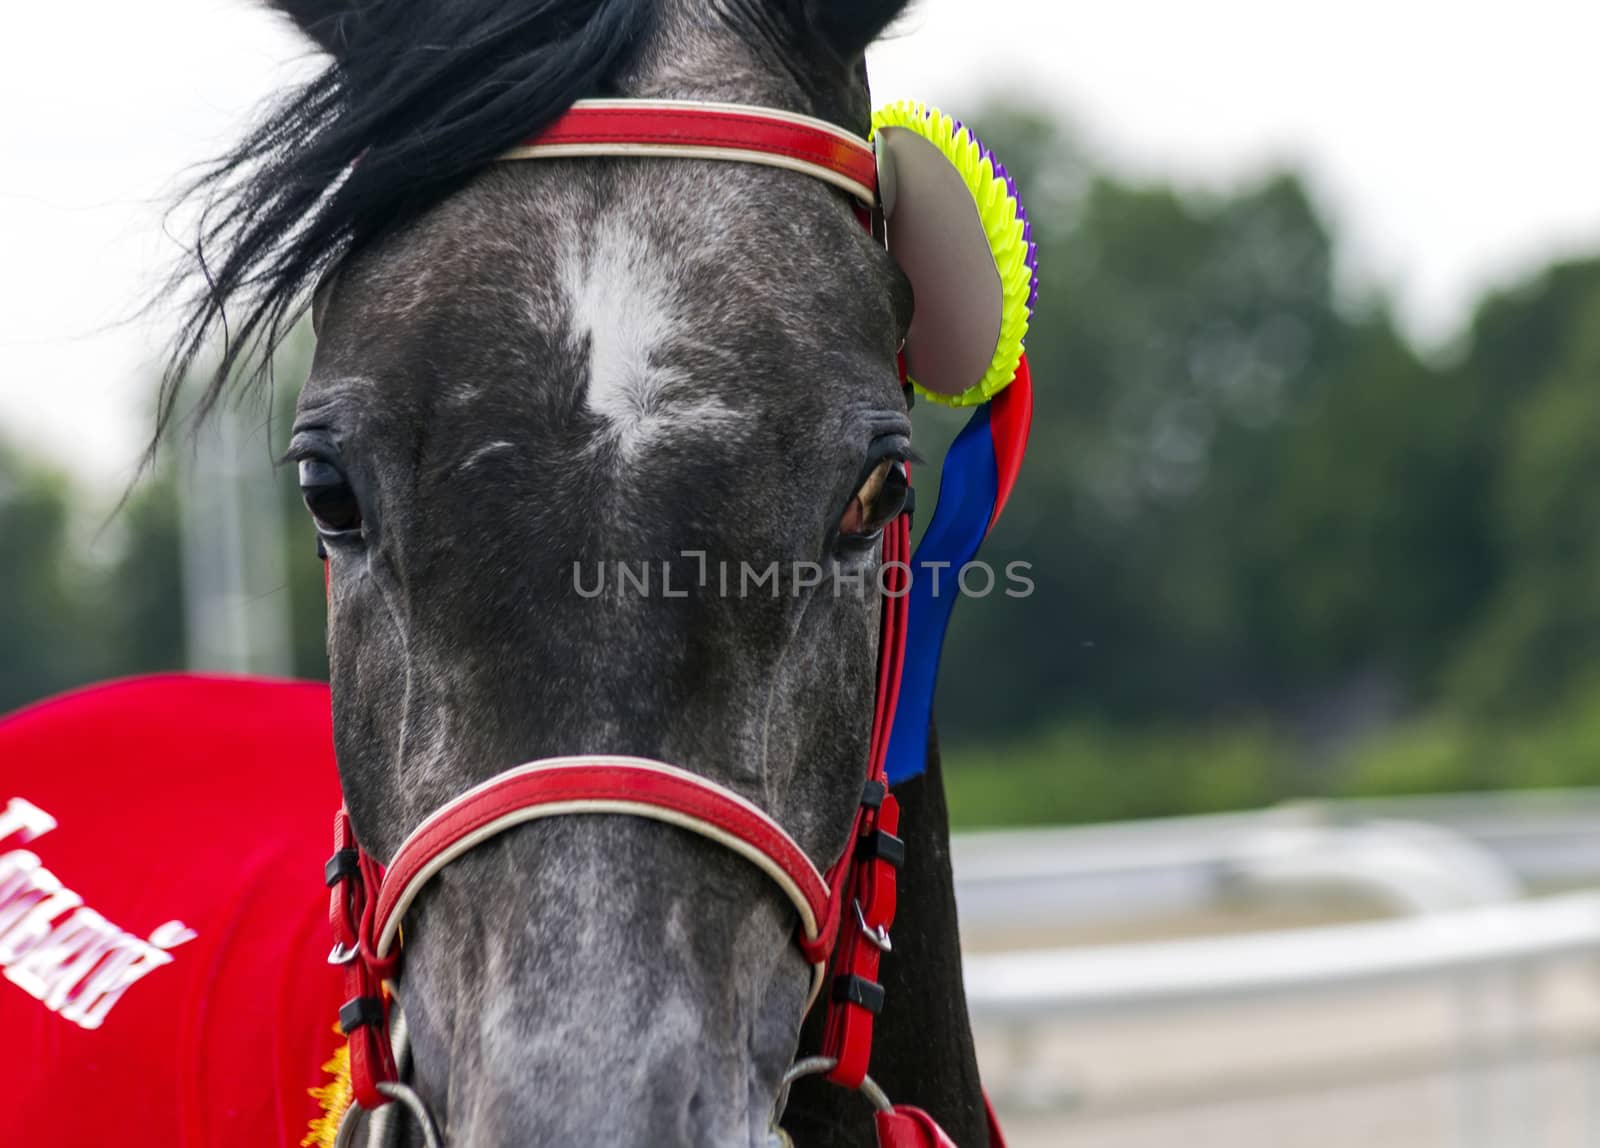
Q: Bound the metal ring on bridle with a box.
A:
[778,1056,894,1115]
[373,1083,443,1148]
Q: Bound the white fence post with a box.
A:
[179,402,292,677]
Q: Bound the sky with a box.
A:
[2,0,1597,488]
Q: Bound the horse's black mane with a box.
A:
[153,0,659,458]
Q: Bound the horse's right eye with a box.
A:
[839,457,909,541]
[298,459,362,535]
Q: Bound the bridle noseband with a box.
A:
[324,100,985,1148]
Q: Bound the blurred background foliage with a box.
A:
[4,102,1600,827]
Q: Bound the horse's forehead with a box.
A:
[311,164,891,471]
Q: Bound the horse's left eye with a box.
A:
[298,459,362,535]
[839,458,909,539]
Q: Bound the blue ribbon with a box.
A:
[883,404,1001,785]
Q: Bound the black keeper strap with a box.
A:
[325,848,360,887]
[339,996,385,1034]
[832,974,886,1015]
[855,828,906,869]
[860,779,887,809]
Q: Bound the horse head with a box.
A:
[162,2,951,1145]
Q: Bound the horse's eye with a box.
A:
[839,458,909,539]
[298,459,362,535]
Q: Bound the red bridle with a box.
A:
[323,100,997,1148]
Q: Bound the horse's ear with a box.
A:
[266,0,360,56]
[805,0,912,61]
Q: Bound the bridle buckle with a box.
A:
[853,899,892,953]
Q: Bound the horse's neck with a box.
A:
[786,722,991,1147]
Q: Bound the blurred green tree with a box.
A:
[99,467,186,676]
[0,446,97,710]
[936,104,1438,742]
[1444,268,1600,714]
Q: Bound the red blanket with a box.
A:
[0,675,349,1147]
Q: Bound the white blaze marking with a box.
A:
[563,224,738,458]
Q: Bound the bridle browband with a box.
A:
[502,99,881,204]
[324,100,985,1148]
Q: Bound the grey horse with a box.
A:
[159,1,995,1144]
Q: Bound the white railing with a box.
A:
[952,790,1600,934]
[964,892,1600,1018]
[953,795,1600,1147]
